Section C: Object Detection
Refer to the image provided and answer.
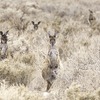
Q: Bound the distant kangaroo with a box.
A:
[31,21,41,30]
[42,31,59,91]
[48,32,59,68]
[89,10,96,25]
[0,31,9,59]
[42,66,57,91]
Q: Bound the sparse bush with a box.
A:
[0,82,45,100]
[66,83,81,100]
[0,60,34,86]
[0,0,100,99]
[20,53,35,66]
[41,4,56,13]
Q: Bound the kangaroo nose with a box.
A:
[50,39,55,46]
[55,65,58,69]
[54,70,57,75]
[34,25,38,30]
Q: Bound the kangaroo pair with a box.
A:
[42,32,59,91]
[0,31,9,59]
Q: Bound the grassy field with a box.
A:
[0,0,100,99]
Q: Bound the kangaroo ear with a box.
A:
[0,31,3,35]
[5,30,9,35]
[38,21,41,25]
[48,31,51,37]
[89,9,93,13]
[54,31,59,38]
[54,34,56,37]
[32,21,35,25]
[54,32,58,37]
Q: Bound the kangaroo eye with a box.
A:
[49,36,52,39]
[51,75,55,78]
[48,65,52,69]
[50,66,52,69]
[55,65,58,68]
[54,35,56,38]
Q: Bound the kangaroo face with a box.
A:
[0,31,9,44]
[32,21,41,30]
[49,35,56,46]
[48,32,57,46]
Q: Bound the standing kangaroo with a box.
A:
[48,32,59,68]
[31,21,41,30]
[89,10,96,25]
[42,31,59,91]
[0,31,9,59]
[42,66,57,91]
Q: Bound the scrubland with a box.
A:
[0,0,100,99]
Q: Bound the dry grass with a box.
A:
[0,0,100,99]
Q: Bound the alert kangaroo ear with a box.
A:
[54,30,59,38]
[54,32,57,37]
[48,31,51,37]
[5,30,9,35]
[89,9,93,13]
[0,31,3,36]
[32,21,35,25]
[37,21,41,25]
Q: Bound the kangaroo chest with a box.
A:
[49,48,58,61]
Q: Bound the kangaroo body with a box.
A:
[42,31,59,91]
[48,45,59,69]
[42,67,57,91]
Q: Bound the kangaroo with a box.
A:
[0,31,9,59]
[31,21,41,30]
[48,32,59,69]
[89,10,96,25]
[42,66,57,91]
[42,31,59,91]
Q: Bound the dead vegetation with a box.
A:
[0,0,100,99]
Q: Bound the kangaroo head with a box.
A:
[0,31,9,44]
[32,21,41,30]
[48,32,57,46]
